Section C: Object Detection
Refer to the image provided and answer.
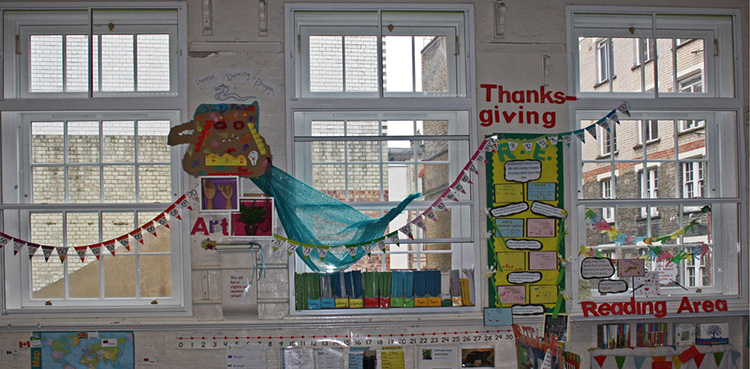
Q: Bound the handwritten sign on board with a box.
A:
[497,252,526,271]
[527,218,556,238]
[494,184,524,204]
[529,251,558,270]
[504,160,542,183]
[497,285,526,304]
[580,257,615,279]
[617,259,645,277]
[529,285,558,304]
[527,182,556,201]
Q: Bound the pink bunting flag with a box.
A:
[27,242,40,259]
[433,199,448,212]
[129,229,144,244]
[12,238,26,255]
[424,208,438,222]
[177,195,192,210]
[452,181,466,194]
[116,235,130,251]
[55,246,68,263]
[155,213,170,229]
[74,246,88,262]
[398,224,414,239]
[90,243,102,260]
[41,246,54,262]
[443,189,458,202]
[0,232,12,248]
[466,162,479,175]
[166,204,181,220]
[143,221,158,237]
[460,171,472,184]
[412,216,426,230]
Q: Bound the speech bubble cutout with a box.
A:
[504,160,542,183]
[580,257,616,279]
[530,202,567,219]
[598,279,629,294]
[506,239,543,250]
[511,305,545,315]
[507,272,543,284]
[490,202,529,217]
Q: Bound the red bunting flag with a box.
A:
[0,232,12,248]
[166,204,181,219]
[27,243,40,259]
[12,238,26,255]
[155,213,170,229]
[143,221,158,237]
[116,235,130,251]
[89,243,102,260]
[74,246,88,262]
[41,246,54,262]
[129,229,144,244]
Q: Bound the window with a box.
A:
[596,39,611,83]
[287,4,476,313]
[638,119,659,144]
[599,124,616,156]
[635,37,654,65]
[569,8,742,305]
[1,4,187,313]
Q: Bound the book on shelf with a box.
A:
[636,323,668,347]
[331,272,349,308]
[378,271,391,308]
[363,271,379,308]
[674,323,696,346]
[597,323,630,349]
[306,273,322,310]
[402,270,415,308]
[696,323,729,345]
[320,274,335,309]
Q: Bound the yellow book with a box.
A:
[460,279,472,306]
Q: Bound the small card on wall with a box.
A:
[617,259,645,277]
[529,251,557,270]
[497,286,526,304]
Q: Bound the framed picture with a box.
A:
[543,313,570,342]
[201,176,239,211]
[460,347,495,368]
[231,197,274,237]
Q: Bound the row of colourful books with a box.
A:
[597,323,630,349]
[295,269,474,310]
[636,323,669,347]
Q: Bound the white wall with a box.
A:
[0,0,747,368]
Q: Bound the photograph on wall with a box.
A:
[542,313,570,342]
[231,197,274,237]
[201,176,239,211]
[460,347,495,368]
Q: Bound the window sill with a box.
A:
[596,150,619,159]
[678,126,705,135]
[630,58,654,71]
[632,138,661,149]
[593,75,617,88]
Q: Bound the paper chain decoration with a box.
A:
[0,189,200,263]
[272,102,633,262]
[582,207,712,265]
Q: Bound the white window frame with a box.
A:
[0,2,189,315]
[635,37,654,66]
[596,39,610,83]
[638,167,659,218]
[285,3,478,316]
[567,6,745,313]
[637,119,659,144]
[598,124,616,156]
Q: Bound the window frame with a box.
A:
[566,6,746,315]
[0,2,190,316]
[285,3,478,316]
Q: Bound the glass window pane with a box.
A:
[69,166,101,203]
[103,121,134,163]
[102,211,135,248]
[421,36,448,93]
[104,165,136,203]
[100,34,134,91]
[344,36,378,92]
[312,164,346,200]
[140,255,171,297]
[32,122,64,164]
[309,35,343,92]
[612,37,644,93]
[137,120,170,162]
[347,120,380,136]
[104,255,135,297]
[314,141,346,162]
[30,35,63,92]
[348,164,383,201]
[138,165,171,202]
[310,120,345,136]
[68,121,100,164]
[656,38,676,93]
[30,212,64,296]
[136,34,170,91]
[68,257,100,298]
[66,35,89,92]
[33,166,65,203]
[383,36,414,92]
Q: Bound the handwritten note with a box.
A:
[494,183,525,203]
[529,285,558,304]
[195,69,223,90]
[315,348,344,369]
[497,285,526,304]
[527,182,556,201]
[504,160,542,183]
[529,251,558,270]
[527,218,556,238]
[496,219,524,238]
[497,252,526,271]
[381,346,405,369]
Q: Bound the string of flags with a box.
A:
[0,188,200,263]
[582,206,712,265]
[271,102,631,262]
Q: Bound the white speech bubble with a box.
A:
[507,272,543,284]
[598,279,629,294]
[530,202,567,219]
[490,202,529,217]
[506,239,543,250]
[511,305,545,315]
[504,160,542,183]
[580,257,616,279]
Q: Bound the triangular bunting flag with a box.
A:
[388,233,399,245]
[155,214,170,229]
[317,246,328,260]
[271,237,285,252]
[166,204,182,220]
[653,357,666,362]
[177,195,193,210]
[412,217,426,230]
[74,246,87,262]
[13,238,26,255]
[599,119,610,132]
[361,243,373,255]
[486,136,498,151]
[474,152,486,163]
[671,356,681,369]
[460,171,472,184]
[694,353,705,367]
[301,244,314,258]
[713,352,723,366]
[609,113,620,125]
[536,138,547,149]
[399,224,414,239]
[376,239,386,251]
[617,101,631,117]
[508,141,518,152]
[433,199,448,212]
[615,356,626,369]
[482,140,495,153]
[41,246,54,262]
[27,243,40,259]
[130,229,144,244]
[143,221,158,237]
[0,232,12,248]
[574,130,586,143]
[116,235,130,251]
[425,209,438,222]
[522,142,534,152]
[585,124,597,138]
[56,246,68,262]
[444,189,458,202]
[547,136,559,145]
[561,134,573,146]
[452,182,466,194]
[633,356,646,369]
[104,240,117,255]
[347,246,358,257]
[90,243,102,260]
[467,162,479,175]
[593,355,607,367]
[186,188,199,201]
[287,241,299,255]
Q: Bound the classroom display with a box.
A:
[31,331,134,369]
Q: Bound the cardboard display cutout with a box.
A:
[168,103,272,177]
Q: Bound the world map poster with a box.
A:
[31,331,134,369]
